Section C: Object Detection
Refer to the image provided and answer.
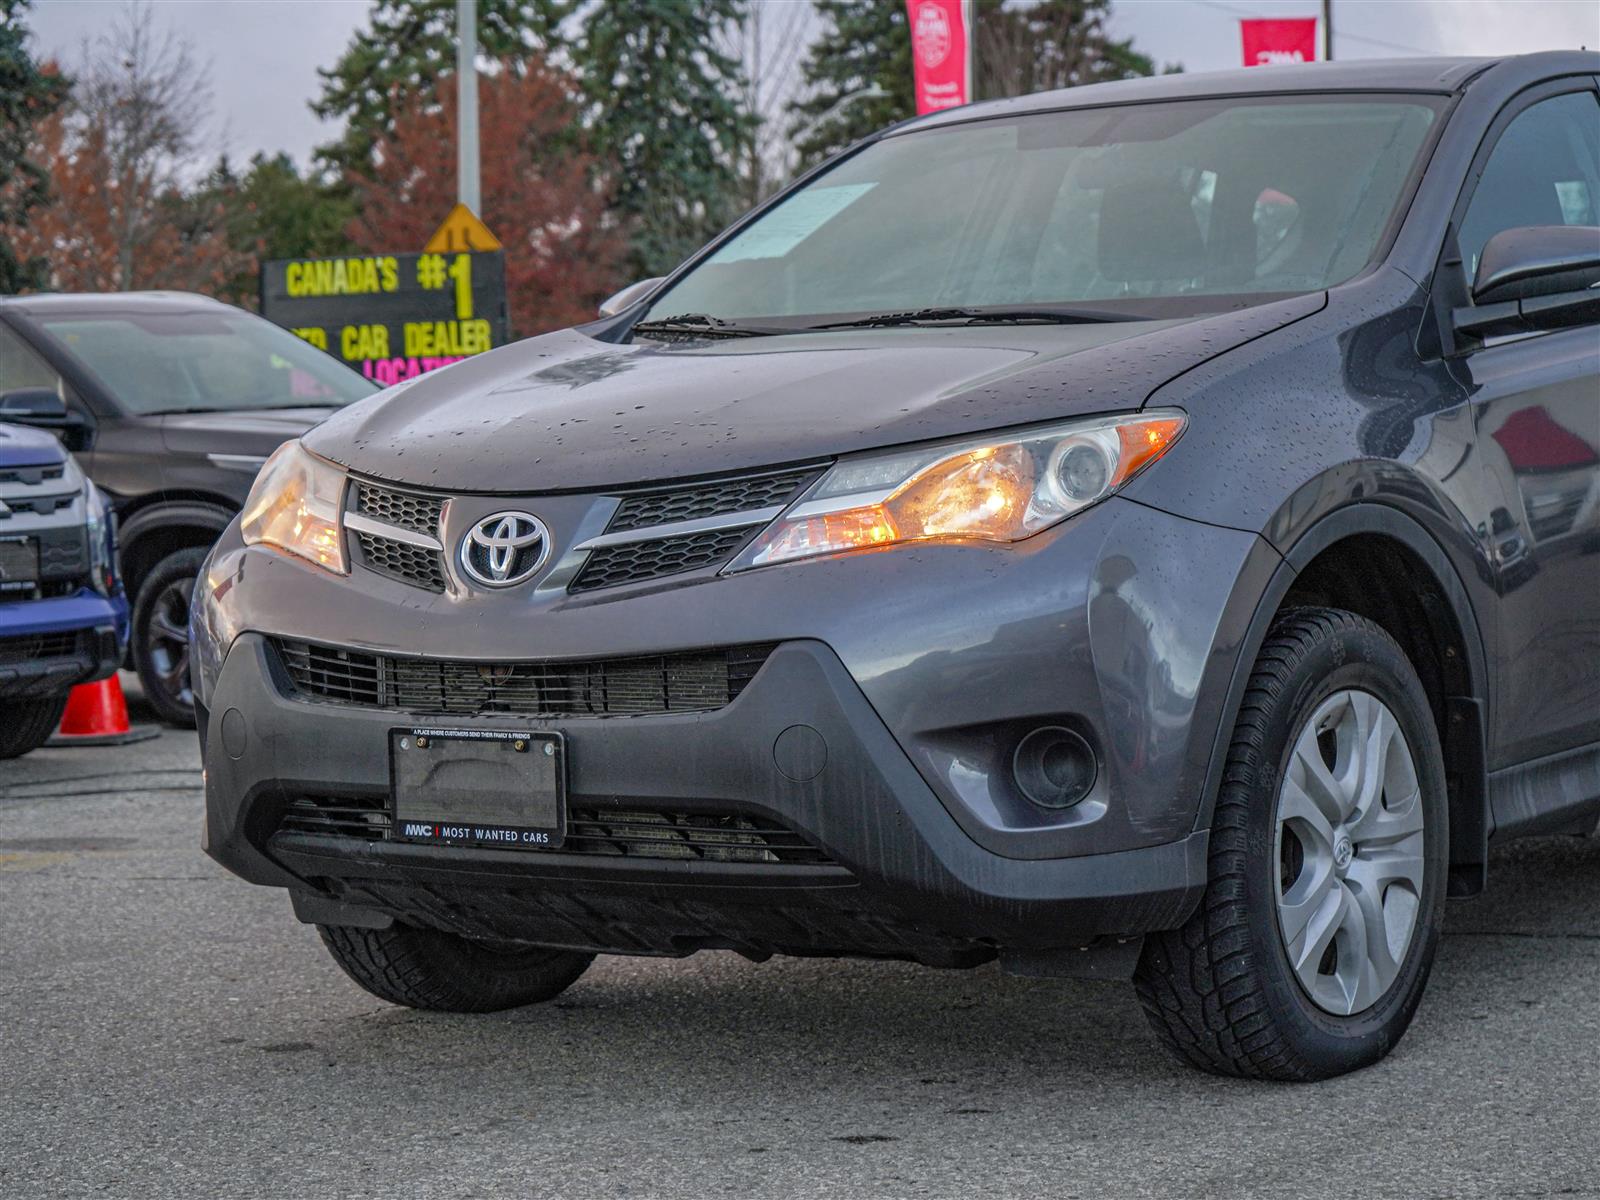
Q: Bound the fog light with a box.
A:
[1012,726,1097,809]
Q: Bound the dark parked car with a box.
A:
[0,293,376,723]
[196,54,1599,1079]
[0,418,127,757]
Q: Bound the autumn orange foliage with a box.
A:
[347,58,625,337]
[8,106,253,295]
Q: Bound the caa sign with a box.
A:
[1240,18,1319,67]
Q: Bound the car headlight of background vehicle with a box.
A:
[83,482,116,597]
[240,440,348,574]
[732,410,1186,570]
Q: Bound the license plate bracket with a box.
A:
[0,537,38,594]
[390,727,565,850]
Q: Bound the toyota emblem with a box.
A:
[459,511,551,587]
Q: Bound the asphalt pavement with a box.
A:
[4,681,1599,1199]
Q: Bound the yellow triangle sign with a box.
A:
[423,204,502,253]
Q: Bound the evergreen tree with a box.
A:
[0,0,68,293]
[973,0,1170,101]
[197,153,358,307]
[574,0,751,279]
[788,0,1172,173]
[788,0,914,170]
[312,0,567,176]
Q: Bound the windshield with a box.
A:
[33,309,378,415]
[645,95,1442,327]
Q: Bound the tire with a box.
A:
[317,923,595,1012]
[1134,608,1448,1080]
[131,547,208,728]
[0,694,70,759]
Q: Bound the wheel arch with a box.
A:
[117,498,234,597]
[1197,502,1492,897]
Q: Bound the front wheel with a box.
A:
[318,923,595,1012]
[131,547,207,727]
[1134,608,1448,1080]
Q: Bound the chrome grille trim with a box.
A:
[344,510,442,550]
[572,506,785,551]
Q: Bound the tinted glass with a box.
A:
[32,310,378,416]
[647,95,1441,325]
[1458,91,1600,281]
[0,323,65,397]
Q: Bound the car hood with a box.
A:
[0,421,67,469]
[160,407,343,457]
[305,295,1323,493]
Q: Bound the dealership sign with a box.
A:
[260,251,509,386]
[906,0,973,114]
[1240,18,1319,66]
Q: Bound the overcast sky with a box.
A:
[25,0,1600,170]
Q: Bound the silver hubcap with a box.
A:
[1274,689,1425,1017]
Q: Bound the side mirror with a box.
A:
[1454,225,1600,339]
[1473,225,1600,305]
[0,387,92,451]
[598,277,665,319]
[0,386,68,421]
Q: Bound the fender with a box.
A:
[117,500,235,587]
[1194,500,1492,896]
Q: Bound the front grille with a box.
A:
[354,530,448,592]
[571,526,757,592]
[274,638,775,718]
[0,630,83,665]
[1527,489,1584,542]
[355,482,444,537]
[0,492,76,518]
[276,796,832,865]
[608,471,809,534]
[0,464,65,487]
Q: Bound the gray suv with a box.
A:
[195,54,1600,1079]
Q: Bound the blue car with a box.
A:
[0,415,128,758]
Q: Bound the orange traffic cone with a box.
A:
[47,676,160,747]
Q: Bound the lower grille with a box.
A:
[571,526,758,592]
[274,638,775,718]
[276,796,832,865]
[354,530,448,592]
[0,630,83,665]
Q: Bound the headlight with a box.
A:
[240,441,348,574]
[732,410,1186,570]
[84,482,116,597]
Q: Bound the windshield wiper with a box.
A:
[809,306,1138,330]
[631,313,785,340]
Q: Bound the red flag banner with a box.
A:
[907,0,972,114]
[1240,18,1319,67]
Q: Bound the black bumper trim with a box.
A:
[0,626,119,699]
[204,633,1209,960]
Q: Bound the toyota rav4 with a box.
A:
[195,54,1600,1079]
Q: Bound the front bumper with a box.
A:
[0,590,126,699]
[203,632,1208,963]
[197,489,1280,963]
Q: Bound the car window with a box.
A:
[647,95,1442,325]
[1457,91,1600,282]
[29,309,378,416]
[0,323,66,397]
